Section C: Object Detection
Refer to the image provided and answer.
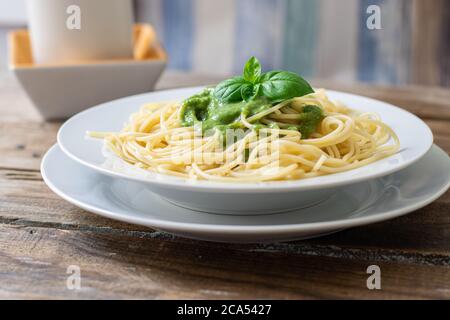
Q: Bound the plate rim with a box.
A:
[57,86,434,193]
[41,144,450,234]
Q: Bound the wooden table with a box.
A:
[1,71,450,300]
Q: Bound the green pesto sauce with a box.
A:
[296,105,324,138]
[180,89,323,138]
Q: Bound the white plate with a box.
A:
[41,144,450,243]
[57,87,433,214]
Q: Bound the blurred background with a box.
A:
[1,0,449,87]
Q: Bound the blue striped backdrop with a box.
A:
[136,0,448,86]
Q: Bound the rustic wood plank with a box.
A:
[1,224,450,300]
[313,201,450,257]
[0,122,58,170]
[0,171,154,232]
[317,82,450,121]
[1,72,450,299]
[0,73,40,123]
[425,119,450,138]
[1,172,449,260]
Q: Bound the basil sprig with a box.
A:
[243,56,262,83]
[214,56,314,104]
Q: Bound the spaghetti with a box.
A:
[88,89,400,182]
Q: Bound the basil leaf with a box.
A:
[214,76,248,103]
[214,58,314,105]
[260,71,314,103]
[241,84,253,102]
[243,56,262,84]
[241,83,261,102]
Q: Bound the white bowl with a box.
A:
[8,26,167,120]
[57,87,434,215]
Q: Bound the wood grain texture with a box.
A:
[2,224,450,300]
[0,72,450,299]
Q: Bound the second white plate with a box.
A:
[42,144,450,243]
